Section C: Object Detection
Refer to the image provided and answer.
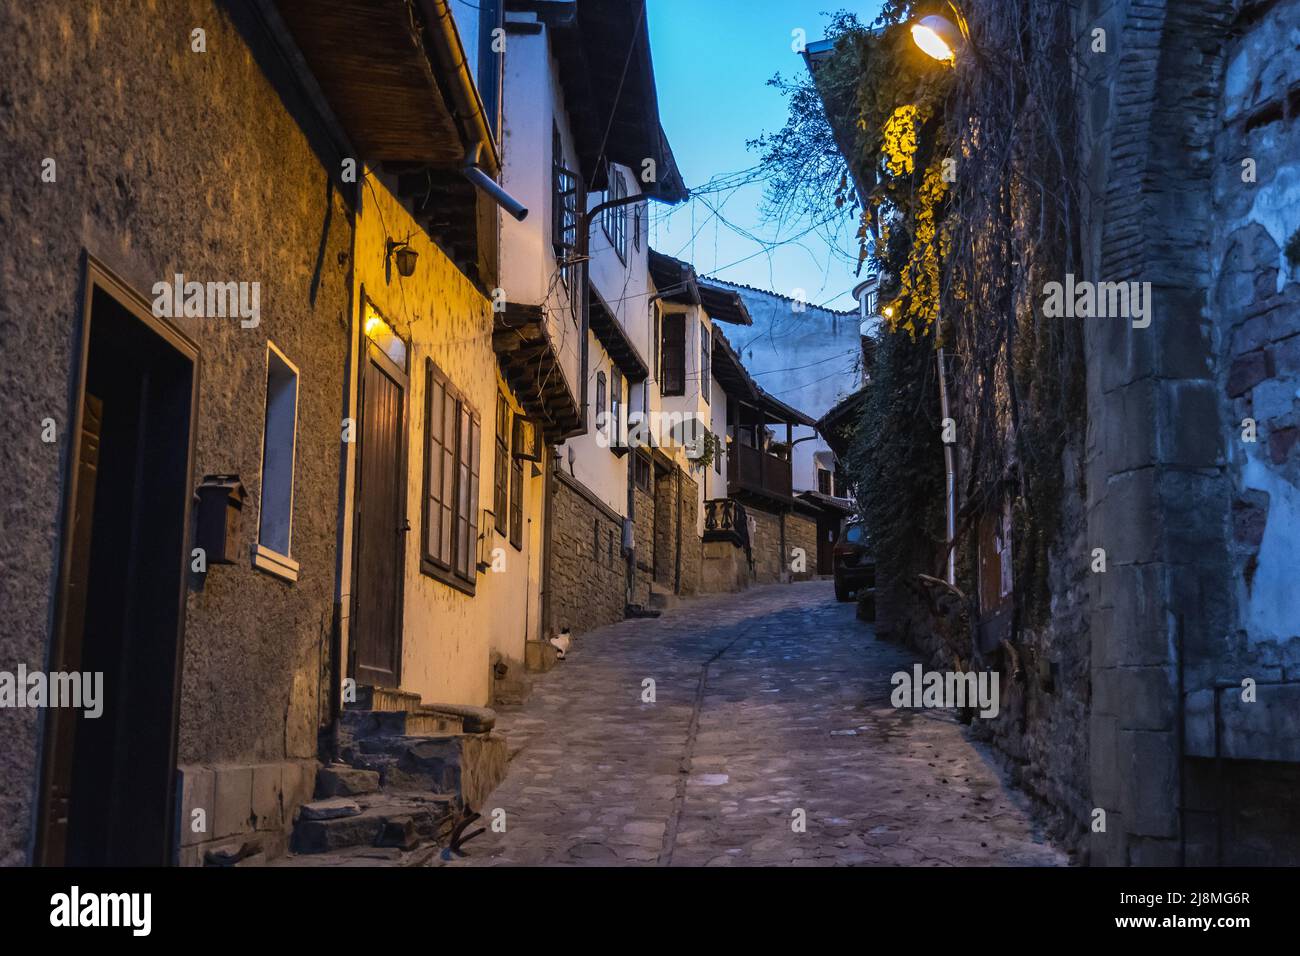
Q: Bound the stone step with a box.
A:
[315,763,381,798]
[418,702,495,734]
[338,733,508,811]
[291,792,456,855]
[340,708,463,741]
[350,685,422,713]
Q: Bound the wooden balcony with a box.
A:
[727,442,793,503]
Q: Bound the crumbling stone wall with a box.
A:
[550,471,626,635]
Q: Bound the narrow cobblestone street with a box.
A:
[445,581,1067,867]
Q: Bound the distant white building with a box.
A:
[703,278,872,497]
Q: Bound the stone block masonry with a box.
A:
[746,506,785,584]
[786,512,818,581]
[549,471,627,636]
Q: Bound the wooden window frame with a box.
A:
[700,320,711,404]
[633,452,652,494]
[661,312,686,396]
[610,367,623,452]
[421,358,481,595]
[602,167,627,264]
[494,392,510,536]
[552,124,580,297]
[595,370,606,437]
[253,340,301,582]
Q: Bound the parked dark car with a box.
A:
[833,521,875,603]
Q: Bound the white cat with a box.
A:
[549,628,572,660]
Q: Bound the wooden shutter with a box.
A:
[662,313,685,395]
[595,371,606,434]
[468,412,480,579]
[700,322,711,402]
[424,366,447,566]
[509,449,523,550]
[494,394,509,534]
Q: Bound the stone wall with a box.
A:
[1075,0,1300,865]
[677,470,701,595]
[747,506,785,584]
[786,512,819,581]
[631,484,655,606]
[549,471,626,636]
[0,0,352,864]
[653,469,675,585]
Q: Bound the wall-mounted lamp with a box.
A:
[386,238,419,278]
[910,2,973,65]
[911,15,962,62]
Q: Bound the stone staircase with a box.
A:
[283,686,507,863]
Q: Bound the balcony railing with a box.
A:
[703,498,752,568]
[727,442,793,501]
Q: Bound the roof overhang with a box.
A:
[493,303,583,442]
[697,281,753,326]
[817,385,870,458]
[275,0,496,171]
[796,490,857,515]
[648,249,701,305]
[508,0,687,203]
[589,285,649,382]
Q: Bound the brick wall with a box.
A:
[549,472,626,636]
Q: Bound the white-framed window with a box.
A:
[254,341,300,581]
[602,168,627,263]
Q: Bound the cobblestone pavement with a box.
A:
[445,580,1067,867]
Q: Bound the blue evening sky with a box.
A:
[645,1,884,311]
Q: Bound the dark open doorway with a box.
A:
[38,257,197,866]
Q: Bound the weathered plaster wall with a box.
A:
[0,0,352,862]
[353,169,544,708]
[499,14,581,399]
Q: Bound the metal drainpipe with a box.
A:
[937,345,956,586]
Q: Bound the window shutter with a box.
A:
[455,405,472,578]
[595,371,606,435]
[662,313,685,395]
[509,455,523,549]
[440,389,456,565]
[494,394,509,534]
[468,412,481,578]
[425,367,446,565]
[700,323,711,402]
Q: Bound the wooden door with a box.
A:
[351,342,407,688]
